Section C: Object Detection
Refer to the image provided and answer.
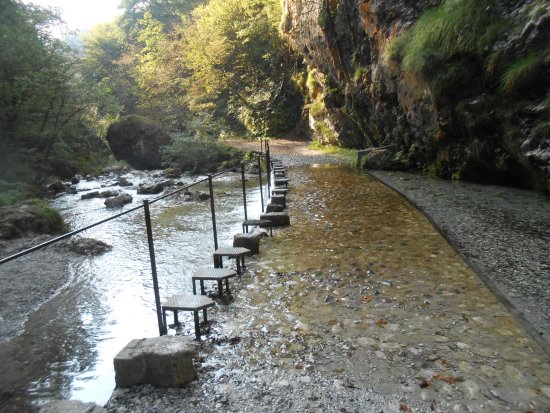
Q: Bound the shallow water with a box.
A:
[199,164,550,412]
[0,170,263,412]
[2,163,550,412]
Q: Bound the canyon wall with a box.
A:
[282,0,550,190]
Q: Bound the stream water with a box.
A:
[0,169,263,412]
[2,162,550,412]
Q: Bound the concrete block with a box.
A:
[260,212,290,227]
[270,194,286,208]
[40,400,107,413]
[266,203,284,212]
[233,232,261,254]
[114,336,197,388]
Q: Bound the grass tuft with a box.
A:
[499,52,544,94]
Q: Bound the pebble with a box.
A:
[462,380,480,400]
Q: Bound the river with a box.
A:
[1,160,550,412]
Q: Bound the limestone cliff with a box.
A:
[282,0,550,190]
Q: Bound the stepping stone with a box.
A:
[260,212,290,227]
[266,203,284,212]
[162,294,215,339]
[274,178,290,188]
[242,219,273,236]
[114,336,197,387]
[192,267,237,297]
[213,247,251,275]
[271,194,286,208]
[233,232,261,254]
[272,188,289,195]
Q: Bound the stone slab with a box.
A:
[270,194,286,208]
[266,203,284,212]
[114,336,197,388]
[233,232,261,254]
[260,212,290,227]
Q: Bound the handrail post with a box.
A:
[241,162,248,220]
[208,175,218,250]
[258,155,264,212]
[143,199,165,336]
[266,143,271,199]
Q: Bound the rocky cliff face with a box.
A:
[282,0,550,190]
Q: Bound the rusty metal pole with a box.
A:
[143,200,165,336]
[241,163,248,220]
[258,155,264,212]
[266,143,271,199]
[208,175,218,250]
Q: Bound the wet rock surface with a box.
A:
[106,145,550,413]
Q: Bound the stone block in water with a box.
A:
[114,336,196,388]
[270,194,286,208]
[266,203,284,212]
[233,232,261,254]
[260,212,290,227]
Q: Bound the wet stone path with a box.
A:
[107,163,550,413]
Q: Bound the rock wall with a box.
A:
[282,0,550,190]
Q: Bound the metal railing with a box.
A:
[0,145,272,336]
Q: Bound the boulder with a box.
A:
[47,180,67,193]
[266,203,284,213]
[56,237,112,256]
[233,232,261,254]
[81,191,100,200]
[117,177,134,187]
[260,212,290,227]
[163,167,182,178]
[99,189,119,198]
[0,201,66,239]
[357,147,396,170]
[106,115,171,170]
[104,193,133,208]
[113,336,197,388]
[137,182,165,195]
[39,400,107,413]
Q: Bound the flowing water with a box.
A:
[2,163,550,412]
[0,169,264,412]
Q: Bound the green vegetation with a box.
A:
[387,0,505,78]
[499,52,544,94]
[386,0,548,101]
[161,114,242,173]
[309,141,356,162]
[0,0,303,206]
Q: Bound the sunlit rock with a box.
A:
[114,336,197,388]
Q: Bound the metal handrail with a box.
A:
[0,159,259,266]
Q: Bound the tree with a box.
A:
[0,1,120,183]
[183,0,302,136]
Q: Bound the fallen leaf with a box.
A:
[362,295,374,303]
[328,319,339,325]
[433,373,463,384]
[400,403,412,412]
[376,319,387,328]
[295,363,304,369]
